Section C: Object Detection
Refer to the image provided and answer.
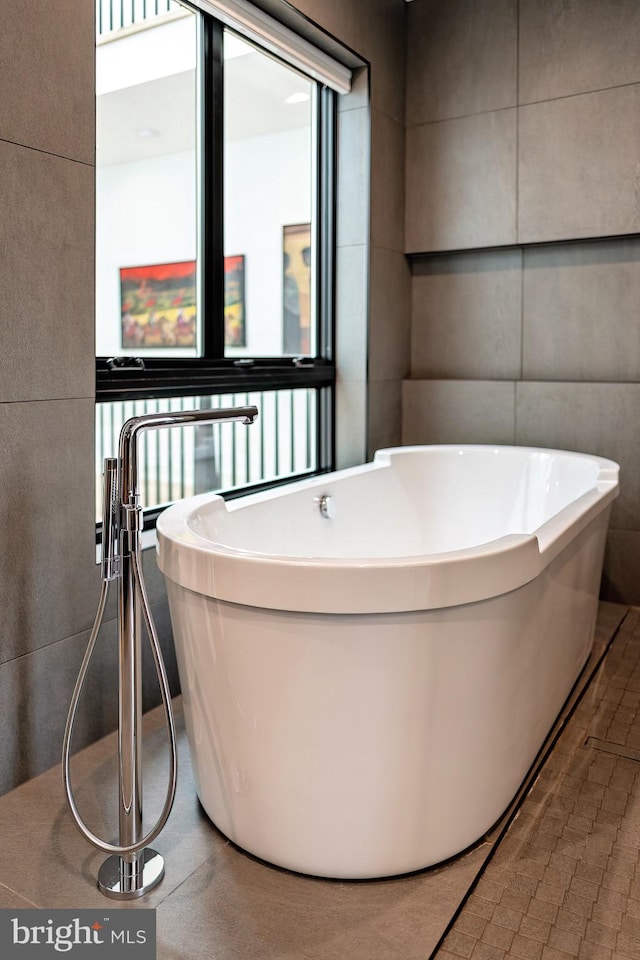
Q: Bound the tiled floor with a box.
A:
[438,604,640,960]
[0,601,633,959]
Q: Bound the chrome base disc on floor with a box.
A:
[98,848,164,900]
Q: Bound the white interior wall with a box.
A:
[225,125,311,355]
[95,149,197,356]
[95,125,310,357]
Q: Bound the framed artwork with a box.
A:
[282,223,311,355]
[224,254,246,347]
[120,257,246,349]
[120,260,197,348]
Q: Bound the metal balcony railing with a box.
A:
[95,388,317,521]
[97,0,180,37]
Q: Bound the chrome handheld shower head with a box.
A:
[100,458,120,582]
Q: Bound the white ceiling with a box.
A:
[97,36,312,167]
[225,47,312,142]
[97,71,195,165]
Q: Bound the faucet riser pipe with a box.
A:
[118,544,143,853]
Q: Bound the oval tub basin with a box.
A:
[156,444,619,879]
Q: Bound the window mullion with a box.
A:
[318,84,336,364]
[317,86,336,471]
[201,16,225,358]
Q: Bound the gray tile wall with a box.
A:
[406,0,517,125]
[522,241,640,382]
[335,82,370,467]
[0,0,113,793]
[518,85,640,243]
[0,0,174,797]
[411,250,522,380]
[289,0,410,460]
[404,0,640,604]
[0,0,409,795]
[518,0,640,103]
[406,0,640,253]
[363,2,409,459]
[406,109,517,252]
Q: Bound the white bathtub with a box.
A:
[156,445,619,879]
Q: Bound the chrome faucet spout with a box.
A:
[118,405,258,507]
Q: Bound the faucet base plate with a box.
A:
[98,848,164,900]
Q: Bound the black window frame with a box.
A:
[96,5,337,522]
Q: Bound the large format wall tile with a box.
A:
[515,382,640,531]
[0,399,99,663]
[406,110,517,253]
[0,594,179,795]
[0,626,115,795]
[411,249,522,379]
[333,70,370,454]
[602,530,640,606]
[0,140,94,403]
[353,0,406,125]
[523,240,640,382]
[519,0,640,104]
[518,85,640,244]
[402,379,515,445]
[402,0,640,609]
[336,379,367,469]
[370,109,405,253]
[369,248,411,382]
[367,379,403,456]
[406,0,517,125]
[0,0,94,163]
[337,107,370,248]
[336,244,369,382]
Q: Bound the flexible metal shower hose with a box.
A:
[62,550,178,856]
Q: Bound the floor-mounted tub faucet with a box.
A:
[63,404,258,899]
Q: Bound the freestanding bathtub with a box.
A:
[156,445,619,879]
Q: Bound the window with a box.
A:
[95,0,344,523]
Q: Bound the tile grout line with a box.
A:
[0,881,40,909]
[407,79,640,132]
[586,737,640,764]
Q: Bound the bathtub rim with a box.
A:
[156,444,619,615]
